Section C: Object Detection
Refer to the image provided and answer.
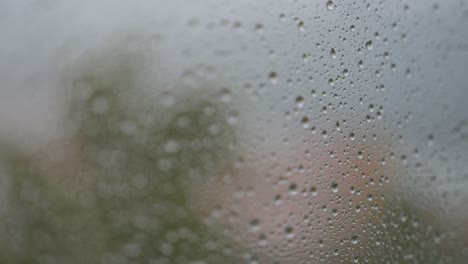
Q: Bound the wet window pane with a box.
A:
[0,1,467,263]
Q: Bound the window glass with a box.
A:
[0,1,467,263]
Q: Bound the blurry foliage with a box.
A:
[0,39,244,263]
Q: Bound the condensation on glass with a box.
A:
[0,0,467,263]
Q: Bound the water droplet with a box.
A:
[296,96,305,108]
[357,150,363,159]
[355,204,361,212]
[343,69,349,76]
[269,71,278,84]
[219,88,232,103]
[326,1,335,10]
[405,67,411,78]
[249,219,260,233]
[365,40,373,50]
[274,194,283,205]
[358,60,364,68]
[285,226,294,239]
[322,130,328,138]
[310,186,317,196]
[297,20,305,31]
[330,48,337,59]
[258,233,268,246]
[331,182,339,193]
[301,116,310,129]
[427,134,435,146]
[254,23,264,33]
[288,182,298,195]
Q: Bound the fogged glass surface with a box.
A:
[0,0,467,263]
